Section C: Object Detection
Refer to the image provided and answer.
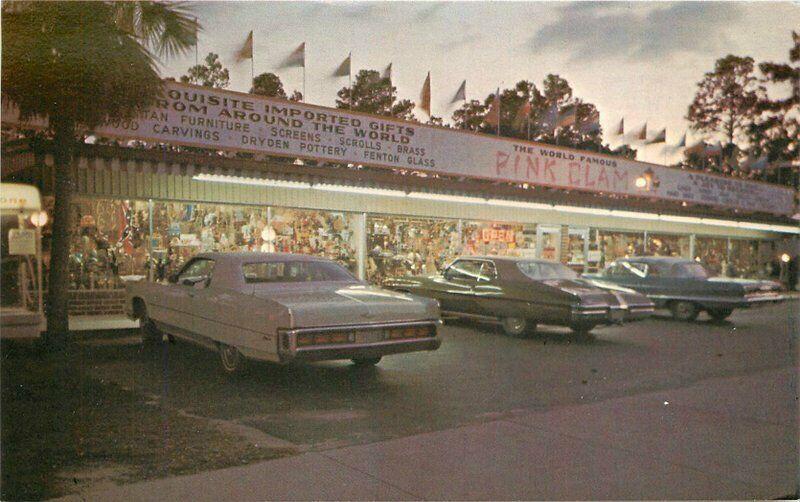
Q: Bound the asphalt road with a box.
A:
[80,301,799,452]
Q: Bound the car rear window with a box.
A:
[671,262,709,279]
[242,260,356,284]
[517,261,578,280]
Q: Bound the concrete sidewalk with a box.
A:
[70,367,798,501]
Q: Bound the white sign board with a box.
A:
[0,183,41,212]
[3,82,796,216]
[8,229,36,255]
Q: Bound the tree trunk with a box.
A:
[44,117,75,349]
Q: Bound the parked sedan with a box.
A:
[582,256,787,322]
[125,252,441,373]
[383,256,654,337]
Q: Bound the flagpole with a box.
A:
[194,17,198,66]
[496,87,500,137]
[349,52,353,110]
[251,33,255,87]
[527,116,530,141]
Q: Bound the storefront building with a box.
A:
[3,143,797,316]
[2,82,797,315]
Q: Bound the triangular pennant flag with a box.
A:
[579,108,600,133]
[648,127,666,144]
[543,102,559,129]
[419,72,431,115]
[514,100,532,129]
[684,141,705,156]
[382,63,392,80]
[749,155,769,171]
[280,42,305,68]
[333,53,351,77]
[705,141,723,156]
[451,80,466,103]
[637,123,647,141]
[484,88,501,127]
[556,105,577,128]
[236,31,253,62]
[677,133,686,148]
[616,118,624,135]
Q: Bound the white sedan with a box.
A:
[126,252,441,373]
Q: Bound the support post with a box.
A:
[356,212,367,281]
[148,199,155,281]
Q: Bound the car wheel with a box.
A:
[670,301,699,321]
[138,303,162,345]
[501,317,531,337]
[352,356,382,367]
[708,308,733,322]
[218,343,245,374]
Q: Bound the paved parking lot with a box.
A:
[81,302,798,452]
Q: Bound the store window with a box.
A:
[694,237,728,277]
[646,233,690,258]
[151,202,357,280]
[463,221,537,258]
[729,239,766,278]
[269,207,357,273]
[70,198,150,290]
[597,230,644,268]
[565,228,592,272]
[367,215,460,283]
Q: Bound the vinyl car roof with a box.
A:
[192,252,339,291]
[194,252,332,265]
[616,256,695,264]
[456,256,558,264]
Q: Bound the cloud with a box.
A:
[438,32,484,50]
[414,2,448,22]
[530,2,742,62]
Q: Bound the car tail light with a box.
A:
[279,331,291,350]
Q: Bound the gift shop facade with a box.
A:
[2,82,797,316]
[4,143,797,317]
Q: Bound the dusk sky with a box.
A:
[159,1,800,164]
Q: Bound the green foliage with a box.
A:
[747,32,799,172]
[2,1,195,129]
[181,52,230,89]
[251,72,302,101]
[336,69,415,120]
[686,55,764,145]
[451,76,608,153]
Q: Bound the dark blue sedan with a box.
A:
[583,256,787,322]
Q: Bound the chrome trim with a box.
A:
[280,319,438,335]
[295,336,437,353]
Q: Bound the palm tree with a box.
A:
[2,1,197,347]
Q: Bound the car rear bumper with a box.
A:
[571,305,654,325]
[277,320,441,363]
[651,294,789,311]
[280,337,441,362]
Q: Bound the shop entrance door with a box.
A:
[536,226,562,262]
[565,227,590,273]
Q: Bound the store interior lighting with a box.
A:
[313,184,407,198]
[193,174,799,235]
[193,173,311,189]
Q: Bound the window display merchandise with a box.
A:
[597,231,645,267]
[461,221,537,258]
[646,233,690,258]
[367,215,460,283]
[69,198,149,290]
[694,237,728,276]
